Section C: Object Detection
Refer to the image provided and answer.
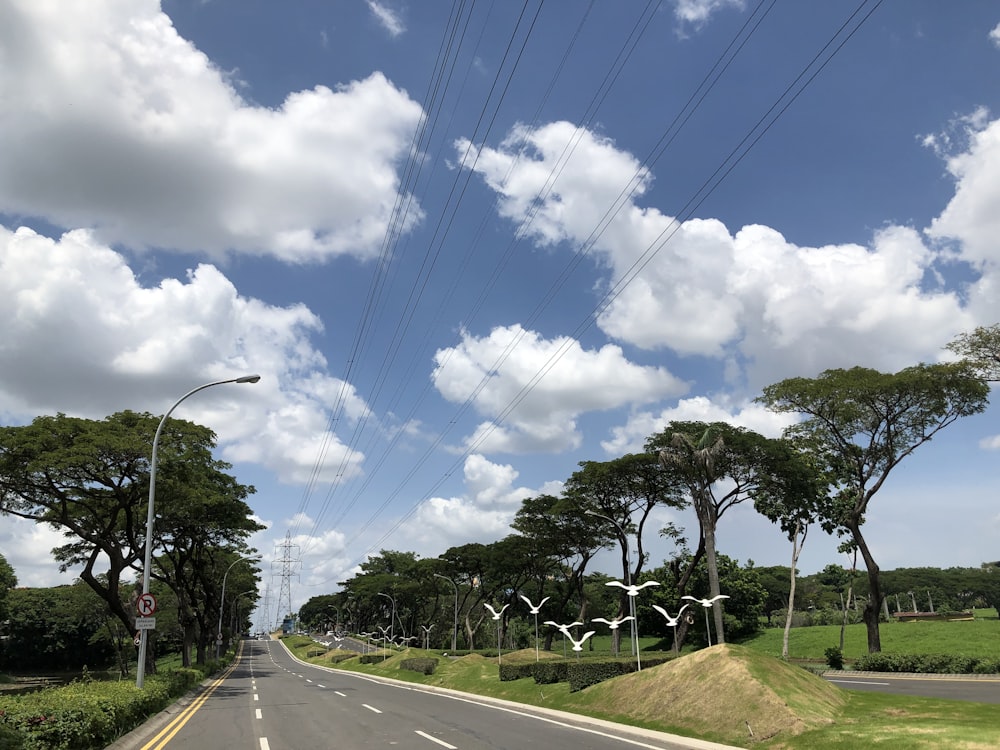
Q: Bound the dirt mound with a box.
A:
[574,644,845,745]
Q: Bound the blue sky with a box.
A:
[2,1,999,625]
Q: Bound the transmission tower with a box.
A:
[273,531,300,629]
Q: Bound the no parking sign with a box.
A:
[137,593,157,616]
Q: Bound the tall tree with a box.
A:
[946,323,1000,381]
[650,422,817,645]
[0,411,258,670]
[758,364,989,652]
[564,453,685,654]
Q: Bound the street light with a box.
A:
[434,573,458,652]
[377,592,396,644]
[216,555,261,659]
[135,374,260,688]
[586,510,642,672]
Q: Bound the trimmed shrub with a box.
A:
[853,652,1000,674]
[824,646,844,670]
[533,661,569,684]
[400,658,438,675]
[567,656,673,692]
[498,663,535,682]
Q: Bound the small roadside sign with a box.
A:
[137,593,157,616]
[134,632,141,647]
[135,617,156,630]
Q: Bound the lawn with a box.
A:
[282,631,1000,750]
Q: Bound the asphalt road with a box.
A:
[823,672,1000,703]
[110,639,740,750]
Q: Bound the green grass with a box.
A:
[281,624,1000,749]
[739,611,1000,663]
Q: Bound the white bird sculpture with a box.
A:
[681,594,730,607]
[565,630,597,653]
[518,594,550,613]
[681,594,730,646]
[591,615,634,630]
[543,620,582,636]
[483,603,510,620]
[651,604,690,627]
[520,595,550,661]
[605,580,661,596]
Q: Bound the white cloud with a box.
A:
[410,455,563,547]
[600,395,797,455]
[978,434,1000,451]
[0,1,423,262]
[0,225,365,486]
[990,23,1000,48]
[432,324,687,453]
[366,1,405,37]
[460,121,973,389]
[672,0,745,27]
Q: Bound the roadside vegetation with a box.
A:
[283,629,1000,749]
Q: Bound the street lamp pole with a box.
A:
[377,592,396,644]
[434,573,458,652]
[216,555,261,659]
[587,511,641,672]
[135,374,261,688]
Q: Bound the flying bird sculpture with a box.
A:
[518,594,550,613]
[543,620,582,636]
[681,594,730,647]
[605,580,661,596]
[681,594,730,607]
[483,603,510,620]
[651,604,690,627]
[591,615,635,630]
[565,630,597,653]
[520,595,551,661]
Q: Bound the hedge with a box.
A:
[399,658,438,675]
[853,653,1000,674]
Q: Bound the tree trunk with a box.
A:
[782,520,805,660]
[703,516,725,644]
[850,523,882,652]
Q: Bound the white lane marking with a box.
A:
[362,704,383,714]
[829,679,890,686]
[335,691,346,697]
[415,730,457,749]
[256,709,262,719]
[306,679,314,683]
[318,684,326,689]
[254,694,259,701]
[260,740,270,750]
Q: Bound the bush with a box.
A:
[498,663,535,682]
[533,661,569,684]
[824,647,844,670]
[399,658,438,676]
[853,652,1000,674]
[567,657,672,692]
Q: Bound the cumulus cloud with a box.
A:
[432,324,687,453]
[0,1,423,262]
[410,454,563,547]
[991,23,1000,48]
[600,396,798,455]
[672,0,745,27]
[459,121,973,389]
[0,225,365,485]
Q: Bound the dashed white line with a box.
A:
[306,679,314,683]
[254,693,259,701]
[317,684,326,688]
[255,708,262,719]
[415,730,457,749]
[335,691,346,697]
[829,679,890,686]
[362,704,382,714]
[260,739,270,750]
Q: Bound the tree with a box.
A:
[0,411,258,672]
[758,363,989,652]
[564,453,684,654]
[0,553,16,625]
[947,323,1000,381]
[650,422,817,645]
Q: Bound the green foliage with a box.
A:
[0,666,205,750]
[532,661,568,684]
[853,652,1000,674]
[399,657,438,675]
[498,662,535,681]
[824,647,843,670]
[566,656,672,692]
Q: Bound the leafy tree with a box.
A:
[0,411,258,673]
[758,364,989,652]
[0,553,16,624]
[650,422,817,645]
[564,453,684,653]
[947,323,1000,381]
